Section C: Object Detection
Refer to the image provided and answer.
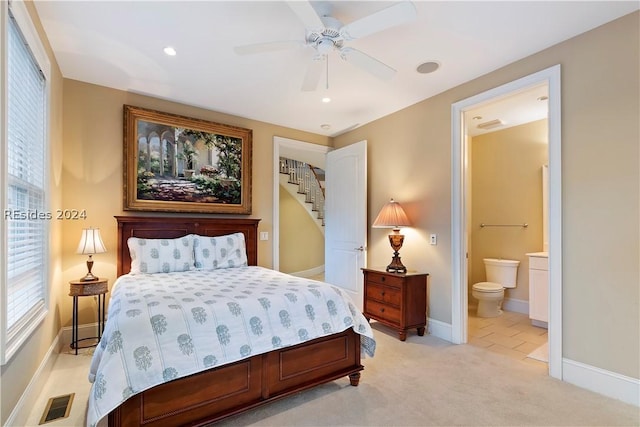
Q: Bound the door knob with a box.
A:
[354,246,364,251]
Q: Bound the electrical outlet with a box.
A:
[259,232,269,241]
[430,234,437,245]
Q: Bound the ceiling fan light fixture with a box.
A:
[237,0,416,91]
[316,37,335,54]
[416,61,440,74]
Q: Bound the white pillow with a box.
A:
[127,235,195,274]
[193,233,248,270]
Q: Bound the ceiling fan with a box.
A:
[233,1,417,91]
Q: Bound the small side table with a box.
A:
[362,268,428,341]
[69,279,108,355]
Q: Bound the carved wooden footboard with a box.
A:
[109,329,362,426]
[109,216,364,427]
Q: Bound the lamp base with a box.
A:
[80,257,98,281]
[80,272,99,282]
[386,252,407,274]
[386,233,407,273]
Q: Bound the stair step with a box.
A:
[280,157,325,230]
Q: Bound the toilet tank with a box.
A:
[484,258,520,288]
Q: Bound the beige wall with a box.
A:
[335,12,639,378]
[279,186,324,274]
[60,79,331,331]
[469,120,548,303]
[0,1,64,423]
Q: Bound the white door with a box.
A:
[324,140,367,310]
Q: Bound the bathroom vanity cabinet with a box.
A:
[527,253,549,328]
[362,268,428,341]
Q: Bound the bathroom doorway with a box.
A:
[451,65,562,379]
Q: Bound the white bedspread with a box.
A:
[86,266,376,427]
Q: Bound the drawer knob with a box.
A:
[381,291,385,296]
[381,276,386,282]
[380,308,385,313]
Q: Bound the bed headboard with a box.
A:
[115,216,261,276]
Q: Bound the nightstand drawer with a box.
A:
[69,280,108,296]
[365,283,401,306]
[365,271,403,289]
[366,300,401,324]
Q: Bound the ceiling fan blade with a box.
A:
[301,56,325,92]
[286,1,324,33]
[340,1,417,40]
[234,40,302,55]
[339,47,396,81]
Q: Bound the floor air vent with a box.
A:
[39,393,74,424]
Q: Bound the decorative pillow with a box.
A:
[193,233,248,270]
[127,235,195,274]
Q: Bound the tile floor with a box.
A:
[467,304,549,369]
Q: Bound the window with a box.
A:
[1,0,51,364]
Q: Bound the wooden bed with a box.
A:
[108,216,363,427]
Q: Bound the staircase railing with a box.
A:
[279,157,325,224]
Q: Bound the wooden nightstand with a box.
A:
[362,268,428,341]
[69,279,108,355]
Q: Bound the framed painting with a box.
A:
[123,105,252,214]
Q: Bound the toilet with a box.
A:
[472,258,520,318]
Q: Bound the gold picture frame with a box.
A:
[123,105,252,214]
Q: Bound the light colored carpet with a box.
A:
[216,323,638,426]
[25,322,639,427]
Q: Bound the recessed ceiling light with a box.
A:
[320,124,331,130]
[163,46,177,56]
[472,116,482,120]
[537,96,548,101]
[322,97,331,103]
[416,61,440,74]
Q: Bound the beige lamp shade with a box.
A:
[372,199,411,230]
[76,228,107,255]
[77,228,106,281]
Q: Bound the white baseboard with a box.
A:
[60,321,102,348]
[6,330,62,427]
[531,319,548,329]
[503,297,529,315]
[289,265,325,278]
[563,358,640,407]
[427,317,452,342]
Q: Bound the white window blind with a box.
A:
[5,8,47,337]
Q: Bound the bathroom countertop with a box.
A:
[526,251,549,258]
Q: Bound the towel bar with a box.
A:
[480,223,528,228]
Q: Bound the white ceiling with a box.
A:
[464,83,549,137]
[34,1,638,137]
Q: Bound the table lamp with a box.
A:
[77,227,107,281]
[372,199,411,273]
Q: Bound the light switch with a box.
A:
[430,234,437,245]
[260,232,269,241]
